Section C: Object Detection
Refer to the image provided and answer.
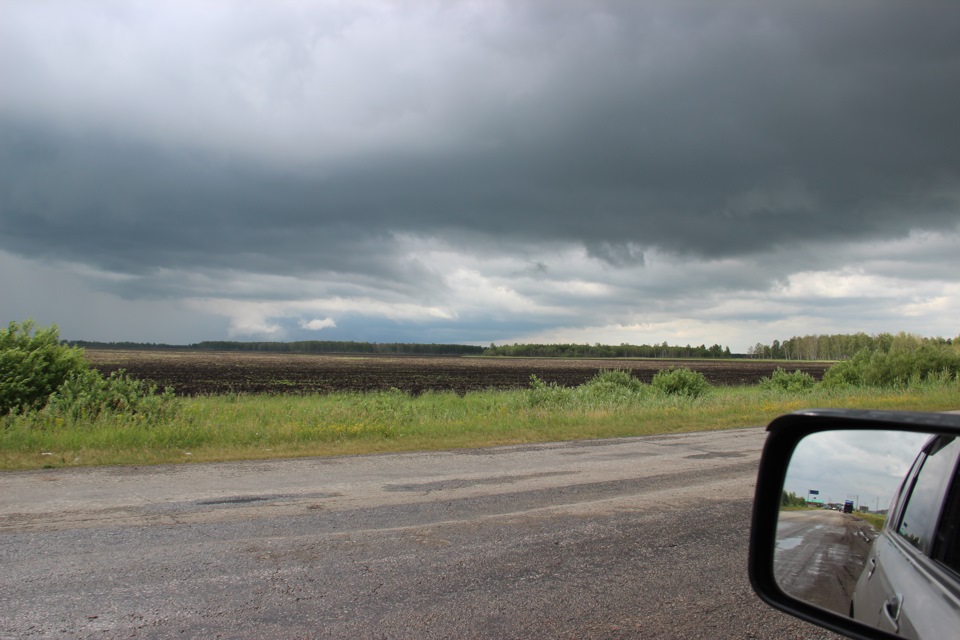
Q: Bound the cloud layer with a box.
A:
[1,0,958,349]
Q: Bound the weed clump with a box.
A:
[45,369,177,422]
[528,374,574,408]
[529,367,711,408]
[528,369,648,409]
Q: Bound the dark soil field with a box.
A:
[84,349,833,396]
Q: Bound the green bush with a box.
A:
[822,345,960,388]
[820,357,862,388]
[759,368,817,392]
[576,369,647,406]
[44,368,178,423]
[0,320,89,415]
[650,367,709,398]
[528,374,573,408]
[908,344,960,382]
[581,369,644,394]
[1,320,178,423]
[528,369,649,409]
[781,490,808,508]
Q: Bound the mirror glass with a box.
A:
[774,429,960,639]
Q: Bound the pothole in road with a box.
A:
[193,492,340,507]
[684,451,747,460]
[198,495,274,505]
[384,471,576,493]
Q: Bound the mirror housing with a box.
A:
[748,409,960,640]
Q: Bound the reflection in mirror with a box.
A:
[774,430,934,637]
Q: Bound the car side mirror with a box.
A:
[749,409,960,640]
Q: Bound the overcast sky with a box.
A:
[1,0,958,350]
[784,429,929,511]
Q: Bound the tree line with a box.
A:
[781,491,809,508]
[482,342,732,358]
[67,331,958,361]
[746,332,956,361]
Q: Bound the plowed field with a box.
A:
[84,349,832,396]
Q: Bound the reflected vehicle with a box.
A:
[850,434,960,638]
[749,409,960,640]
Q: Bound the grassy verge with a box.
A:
[854,512,887,530]
[1,382,958,470]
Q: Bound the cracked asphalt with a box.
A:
[0,428,842,639]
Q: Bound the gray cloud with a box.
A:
[1,0,958,347]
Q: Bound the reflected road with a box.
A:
[775,509,877,614]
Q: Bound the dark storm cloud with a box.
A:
[1,0,959,347]
[2,0,958,283]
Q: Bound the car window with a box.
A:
[889,448,927,525]
[897,436,960,555]
[933,452,960,575]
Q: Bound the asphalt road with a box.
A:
[0,428,842,639]
[775,510,875,616]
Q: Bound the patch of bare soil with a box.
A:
[84,349,832,396]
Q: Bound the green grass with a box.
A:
[2,381,958,470]
[854,512,887,530]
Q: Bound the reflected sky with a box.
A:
[783,430,929,511]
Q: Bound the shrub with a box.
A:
[529,370,650,409]
[1,319,179,423]
[0,320,89,415]
[44,368,178,423]
[759,368,817,392]
[781,490,807,508]
[822,345,960,388]
[820,357,862,388]
[651,367,708,398]
[575,369,647,406]
[588,368,639,388]
[910,344,960,381]
[582,369,644,393]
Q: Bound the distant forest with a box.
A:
[485,332,955,360]
[744,332,955,361]
[482,342,732,359]
[69,331,956,361]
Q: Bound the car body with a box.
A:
[849,434,960,638]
